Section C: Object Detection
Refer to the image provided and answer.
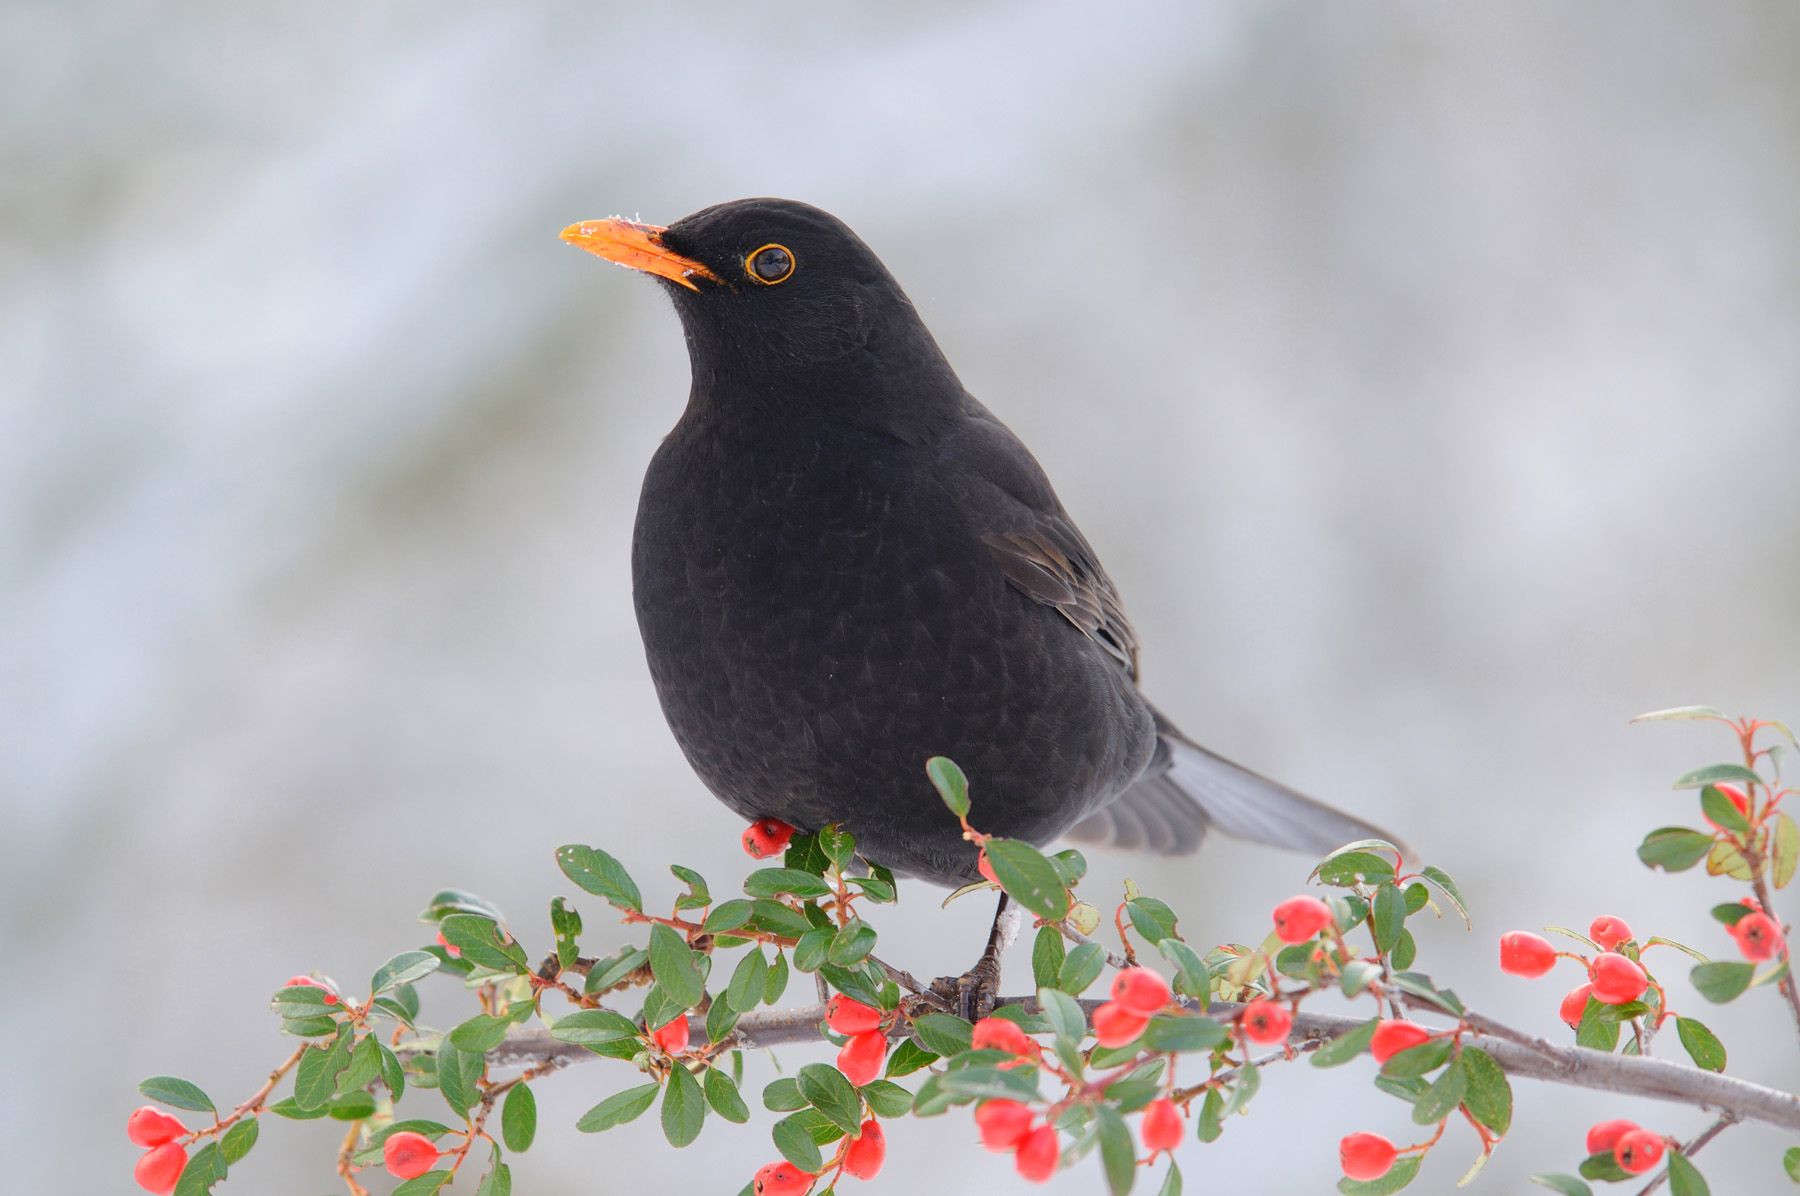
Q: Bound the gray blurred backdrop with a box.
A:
[5,1,1799,1192]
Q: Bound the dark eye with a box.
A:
[746,244,795,284]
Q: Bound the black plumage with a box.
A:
[563,198,1396,888]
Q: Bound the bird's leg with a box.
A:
[930,893,1020,1021]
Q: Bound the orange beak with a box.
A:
[559,218,720,291]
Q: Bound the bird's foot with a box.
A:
[928,898,1022,1020]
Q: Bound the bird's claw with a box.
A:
[929,952,1002,1021]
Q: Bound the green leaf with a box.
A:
[1220,1060,1259,1117]
[1775,813,1799,889]
[704,1067,750,1123]
[436,1043,484,1120]
[1340,959,1382,998]
[548,897,583,970]
[1157,1161,1183,1196]
[1701,785,1754,834]
[341,1031,386,1094]
[705,994,739,1046]
[171,1141,228,1196]
[377,1041,405,1100]
[763,1077,808,1111]
[327,1090,376,1120]
[1336,1155,1421,1194]
[1411,1054,1466,1124]
[1415,865,1469,927]
[985,838,1073,920]
[419,887,506,923]
[1677,1016,1727,1071]
[1126,897,1180,945]
[450,1013,515,1055]
[1528,1175,1593,1196]
[137,1075,216,1114]
[498,1082,535,1152]
[371,950,440,996]
[641,984,683,1032]
[1315,851,1397,886]
[1196,1088,1224,1142]
[1783,1146,1800,1182]
[1380,1037,1452,1079]
[773,1112,826,1173]
[1667,1150,1709,1196]
[578,1082,661,1133]
[1058,941,1106,994]
[1158,939,1210,1004]
[269,983,338,1021]
[1051,849,1089,885]
[1391,929,1417,971]
[1311,1018,1379,1068]
[912,1013,974,1057]
[1575,998,1620,1051]
[294,1028,354,1111]
[1143,1014,1227,1053]
[764,950,791,1005]
[829,920,878,966]
[1389,971,1465,1015]
[1579,1151,1634,1182]
[744,868,835,899]
[556,844,642,911]
[927,756,970,819]
[848,874,897,902]
[858,1079,914,1119]
[726,948,769,1013]
[799,1063,865,1134]
[266,1097,329,1120]
[1691,960,1755,1004]
[661,1062,707,1147]
[549,1008,641,1044]
[1097,1104,1137,1196]
[585,945,649,995]
[884,1039,939,1079]
[1675,763,1763,790]
[703,899,755,934]
[648,923,706,1009]
[1403,883,1430,914]
[1631,705,1728,723]
[1638,827,1716,873]
[438,914,529,973]
[669,863,711,910]
[476,1157,512,1196]
[1033,926,1068,990]
[1371,883,1405,954]
[1460,1046,1511,1135]
[220,1117,259,1165]
[794,927,834,972]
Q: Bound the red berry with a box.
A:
[842,1118,886,1180]
[1499,931,1557,978]
[284,974,325,987]
[1140,1098,1183,1152]
[838,1030,887,1086]
[135,1142,187,1195]
[1092,1001,1149,1048]
[826,995,883,1035]
[383,1130,439,1180]
[975,1099,1034,1152]
[978,848,998,884]
[1589,953,1648,1005]
[1339,1132,1398,1182]
[1730,911,1784,962]
[1703,784,1751,832]
[1560,983,1595,1028]
[1585,1119,1640,1155]
[1589,916,1633,951]
[971,1016,1035,1056]
[1271,895,1334,944]
[435,931,461,958]
[743,818,796,859]
[1014,1124,1060,1183]
[652,1016,690,1054]
[1239,998,1292,1046]
[1614,1129,1665,1174]
[1369,1020,1432,1064]
[127,1106,187,1148]
[753,1160,816,1196]
[1110,967,1173,1015]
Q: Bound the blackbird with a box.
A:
[561,199,1397,996]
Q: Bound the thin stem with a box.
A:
[1751,871,1800,1046]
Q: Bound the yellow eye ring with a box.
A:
[745,243,795,285]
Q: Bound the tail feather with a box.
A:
[1065,705,1409,860]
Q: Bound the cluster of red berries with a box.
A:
[1586,1118,1667,1174]
[1499,917,1651,1026]
[1092,966,1173,1046]
[975,1100,1061,1181]
[826,995,890,1085]
[127,1107,189,1194]
[1229,895,1331,1047]
[743,818,797,859]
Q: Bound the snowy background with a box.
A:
[4,1,1799,1191]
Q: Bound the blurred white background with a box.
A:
[4,1,1798,1192]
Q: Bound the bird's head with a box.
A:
[561,198,959,411]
